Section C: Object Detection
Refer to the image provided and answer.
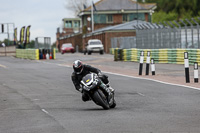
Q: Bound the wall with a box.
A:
[105,31,136,53]
[0,46,16,56]
[83,31,136,53]
[58,34,83,52]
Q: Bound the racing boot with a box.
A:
[82,92,91,102]
[100,83,112,101]
[106,83,115,93]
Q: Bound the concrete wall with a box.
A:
[0,46,16,56]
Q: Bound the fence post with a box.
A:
[146,51,150,75]
[194,62,198,83]
[192,18,200,48]
[180,20,188,48]
[184,52,190,83]
[151,58,155,75]
[139,51,144,75]
[174,20,182,48]
[186,19,194,48]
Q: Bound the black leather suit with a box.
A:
[71,64,109,101]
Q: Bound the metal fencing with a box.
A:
[111,19,200,49]
[35,37,51,49]
[111,36,136,49]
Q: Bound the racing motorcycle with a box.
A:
[81,73,116,110]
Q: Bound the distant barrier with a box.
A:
[111,48,200,65]
[0,46,16,56]
[16,48,56,60]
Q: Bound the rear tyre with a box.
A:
[84,50,87,55]
[100,50,104,55]
[88,51,92,55]
[92,89,110,110]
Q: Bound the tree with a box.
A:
[65,0,91,16]
[152,11,178,24]
[51,42,56,48]
[26,40,35,48]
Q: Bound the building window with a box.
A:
[74,21,80,28]
[138,13,145,21]
[148,13,151,22]
[123,14,128,22]
[107,15,113,23]
[65,21,72,28]
[94,14,106,23]
[128,13,145,21]
[83,16,87,26]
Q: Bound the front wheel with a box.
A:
[92,89,110,110]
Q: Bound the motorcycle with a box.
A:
[81,73,116,110]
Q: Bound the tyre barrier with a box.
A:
[114,48,123,61]
[16,48,56,60]
[110,48,200,65]
[110,48,200,82]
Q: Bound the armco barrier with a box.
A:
[110,48,200,65]
[16,48,56,60]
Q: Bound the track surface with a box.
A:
[0,54,200,133]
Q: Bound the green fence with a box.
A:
[111,48,200,65]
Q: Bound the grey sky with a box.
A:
[0,0,99,44]
[0,0,75,44]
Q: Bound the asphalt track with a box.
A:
[0,54,200,133]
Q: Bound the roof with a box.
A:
[62,18,81,21]
[80,0,156,15]
[83,20,161,37]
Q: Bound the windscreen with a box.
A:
[90,41,101,45]
[62,44,72,48]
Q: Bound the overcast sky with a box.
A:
[0,0,98,44]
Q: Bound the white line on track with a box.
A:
[104,71,200,90]
[37,61,200,90]
[0,64,7,68]
[41,109,49,114]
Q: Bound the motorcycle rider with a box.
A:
[71,60,114,102]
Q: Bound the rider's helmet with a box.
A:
[73,60,84,74]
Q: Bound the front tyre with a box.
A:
[92,89,110,110]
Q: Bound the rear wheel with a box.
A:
[100,50,104,55]
[84,49,87,55]
[88,51,92,55]
[92,89,110,110]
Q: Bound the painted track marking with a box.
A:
[36,61,200,90]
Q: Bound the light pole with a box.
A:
[150,10,154,23]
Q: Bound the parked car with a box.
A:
[84,39,104,55]
[61,43,75,54]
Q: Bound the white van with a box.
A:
[84,39,104,55]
